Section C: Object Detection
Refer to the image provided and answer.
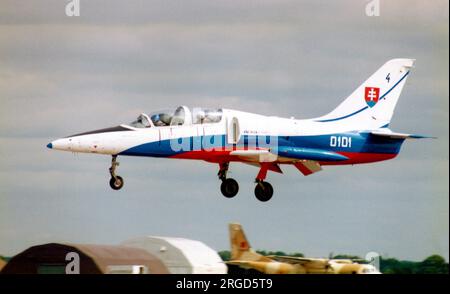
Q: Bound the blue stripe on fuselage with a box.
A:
[287,132,404,154]
[119,133,405,158]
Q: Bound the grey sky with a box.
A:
[0,0,448,261]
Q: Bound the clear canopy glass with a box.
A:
[128,106,222,128]
[129,113,152,128]
[191,107,223,124]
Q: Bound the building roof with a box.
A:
[1,243,169,274]
[157,237,223,266]
[122,236,227,274]
[66,243,169,273]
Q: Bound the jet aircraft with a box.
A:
[47,59,431,201]
[227,223,380,274]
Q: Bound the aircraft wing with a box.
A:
[240,162,283,174]
[268,255,329,266]
[230,149,277,162]
[293,160,322,176]
[230,150,283,173]
[225,260,262,270]
[368,130,436,139]
[230,150,321,176]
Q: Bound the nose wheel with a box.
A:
[109,176,124,190]
[109,155,124,190]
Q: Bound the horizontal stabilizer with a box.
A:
[368,130,436,139]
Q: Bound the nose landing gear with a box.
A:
[218,162,239,198]
[109,155,124,190]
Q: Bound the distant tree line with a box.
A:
[218,251,449,274]
[380,255,448,274]
[0,256,11,262]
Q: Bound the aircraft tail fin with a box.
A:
[229,223,271,262]
[316,59,415,129]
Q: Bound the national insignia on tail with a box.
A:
[364,86,380,107]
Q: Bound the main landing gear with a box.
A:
[218,163,239,198]
[254,181,273,202]
[254,164,273,202]
[218,162,274,202]
[109,155,124,190]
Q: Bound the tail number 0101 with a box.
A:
[330,136,352,148]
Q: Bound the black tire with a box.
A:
[254,181,273,202]
[109,176,124,190]
[220,178,239,198]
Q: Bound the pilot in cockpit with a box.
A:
[151,113,172,126]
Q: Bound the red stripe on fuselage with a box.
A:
[170,147,265,163]
[170,149,398,165]
[171,150,240,163]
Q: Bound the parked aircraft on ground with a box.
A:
[226,223,381,274]
[47,59,431,201]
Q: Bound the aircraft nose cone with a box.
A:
[47,142,53,149]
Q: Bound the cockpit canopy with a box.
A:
[129,106,223,128]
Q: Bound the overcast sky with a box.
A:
[0,0,448,261]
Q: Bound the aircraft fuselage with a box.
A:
[48,109,404,166]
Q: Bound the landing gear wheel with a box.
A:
[108,155,124,190]
[109,176,124,190]
[254,181,273,202]
[220,178,239,198]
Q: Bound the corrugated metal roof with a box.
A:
[1,243,169,274]
[65,243,169,273]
